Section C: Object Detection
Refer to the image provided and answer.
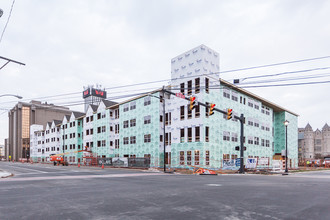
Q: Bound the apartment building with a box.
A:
[30,45,298,168]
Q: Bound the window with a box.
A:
[187,80,192,95]
[97,127,101,133]
[188,128,192,142]
[232,92,238,102]
[130,119,136,127]
[254,137,259,145]
[115,124,119,134]
[195,78,200,94]
[123,104,129,112]
[205,102,209,117]
[187,104,192,119]
[248,137,253,145]
[144,134,151,143]
[130,101,136,110]
[165,113,171,125]
[90,116,93,122]
[223,154,230,162]
[223,131,230,141]
[115,109,119,119]
[160,115,163,122]
[180,151,185,165]
[205,126,209,142]
[115,139,119,149]
[223,89,230,98]
[195,127,200,142]
[97,113,101,120]
[180,129,185,143]
[130,136,136,144]
[195,105,200,118]
[205,150,210,165]
[90,129,93,135]
[248,99,254,108]
[102,126,106,133]
[123,137,129,145]
[180,83,185,95]
[97,141,101,147]
[144,115,151,124]
[180,106,185,120]
[123,120,129,128]
[195,150,200,165]
[261,139,265,146]
[187,151,192,165]
[205,78,209,93]
[144,97,151,106]
[231,133,238,142]
[266,140,270,147]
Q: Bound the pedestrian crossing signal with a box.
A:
[227,108,232,120]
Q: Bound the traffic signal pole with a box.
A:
[163,89,246,173]
[239,114,245,174]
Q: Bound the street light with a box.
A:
[0,94,23,99]
[283,120,289,175]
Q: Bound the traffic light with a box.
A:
[227,108,232,120]
[189,96,196,110]
[209,103,216,116]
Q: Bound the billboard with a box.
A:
[83,88,107,98]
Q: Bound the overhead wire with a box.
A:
[1,55,330,107]
[0,0,15,46]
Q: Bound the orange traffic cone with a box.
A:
[102,164,104,169]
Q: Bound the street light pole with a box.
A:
[283,120,289,175]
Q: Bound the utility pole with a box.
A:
[239,114,245,174]
[162,87,166,172]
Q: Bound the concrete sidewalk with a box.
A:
[0,170,12,178]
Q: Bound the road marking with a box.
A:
[0,173,168,182]
[206,183,222,186]
[4,166,48,173]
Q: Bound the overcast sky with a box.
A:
[1,0,330,144]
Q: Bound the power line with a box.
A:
[229,66,330,82]
[1,55,330,106]
[0,0,15,46]
[220,55,330,74]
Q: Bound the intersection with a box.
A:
[1,162,330,220]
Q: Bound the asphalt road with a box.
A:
[1,162,330,220]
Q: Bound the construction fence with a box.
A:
[96,157,151,168]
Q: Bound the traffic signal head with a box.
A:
[227,108,232,120]
[189,96,196,110]
[209,103,216,116]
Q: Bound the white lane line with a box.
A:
[1,173,168,181]
[7,166,48,173]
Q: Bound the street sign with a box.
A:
[235,158,240,167]
[175,92,185,99]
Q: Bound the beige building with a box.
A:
[0,144,4,159]
[7,100,72,161]
[298,123,330,159]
